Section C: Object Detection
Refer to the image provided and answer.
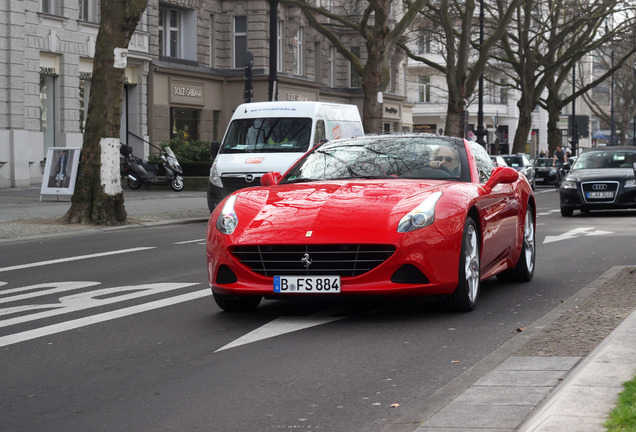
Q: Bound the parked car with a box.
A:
[206,134,536,313]
[490,155,509,167]
[533,158,558,185]
[500,154,536,190]
[559,147,636,217]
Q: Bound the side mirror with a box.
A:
[481,167,519,194]
[260,172,282,186]
[561,163,571,172]
[210,141,220,159]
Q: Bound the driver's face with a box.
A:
[435,147,459,172]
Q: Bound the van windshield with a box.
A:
[221,118,312,154]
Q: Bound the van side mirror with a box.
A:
[210,141,220,159]
[260,172,282,186]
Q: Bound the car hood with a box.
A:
[230,180,454,244]
[568,168,635,181]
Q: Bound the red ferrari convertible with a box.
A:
[206,134,535,312]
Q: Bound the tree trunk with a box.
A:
[512,96,534,154]
[63,0,148,225]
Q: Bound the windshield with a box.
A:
[282,136,470,183]
[572,151,636,170]
[221,117,312,154]
[533,158,552,167]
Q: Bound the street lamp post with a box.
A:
[475,0,487,149]
[571,63,578,156]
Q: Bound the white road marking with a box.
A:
[0,247,155,273]
[215,306,347,352]
[543,227,614,244]
[174,239,205,244]
[0,283,198,328]
[0,289,209,348]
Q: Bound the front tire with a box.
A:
[446,218,480,312]
[560,206,573,217]
[213,293,262,312]
[497,206,535,282]
[171,176,184,191]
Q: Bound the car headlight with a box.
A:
[549,169,556,175]
[209,161,223,188]
[398,191,442,233]
[561,178,577,190]
[625,179,636,189]
[216,195,238,234]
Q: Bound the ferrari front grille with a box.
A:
[230,244,396,277]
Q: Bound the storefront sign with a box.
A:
[383,103,400,119]
[287,93,308,101]
[413,124,437,134]
[170,79,205,106]
[40,67,57,76]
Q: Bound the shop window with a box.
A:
[171,108,200,141]
[80,0,100,23]
[234,16,248,69]
[40,73,57,152]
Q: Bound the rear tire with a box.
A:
[127,178,142,189]
[497,206,535,282]
[213,293,262,312]
[446,218,480,312]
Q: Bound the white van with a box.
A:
[207,101,364,211]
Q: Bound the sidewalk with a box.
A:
[0,186,210,241]
[1,186,636,432]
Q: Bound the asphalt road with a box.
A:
[1,187,635,432]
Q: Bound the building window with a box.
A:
[500,79,508,104]
[40,73,56,152]
[213,110,220,142]
[418,30,431,55]
[329,46,335,87]
[209,14,216,68]
[80,0,100,23]
[159,7,180,58]
[171,108,200,141]
[234,16,248,69]
[418,75,430,103]
[158,6,195,60]
[79,76,92,133]
[350,46,361,88]
[293,27,304,75]
[42,0,59,15]
[277,20,283,72]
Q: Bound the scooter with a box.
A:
[120,144,184,192]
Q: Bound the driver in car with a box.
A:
[430,146,460,176]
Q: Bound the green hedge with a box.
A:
[156,137,212,163]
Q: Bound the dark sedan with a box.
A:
[559,147,636,217]
[533,158,557,185]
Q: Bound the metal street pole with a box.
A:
[571,64,577,156]
[268,0,278,101]
[475,0,487,149]
[610,44,615,145]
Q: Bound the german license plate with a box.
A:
[273,276,341,293]
[586,191,614,199]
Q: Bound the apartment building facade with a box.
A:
[0,0,413,189]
